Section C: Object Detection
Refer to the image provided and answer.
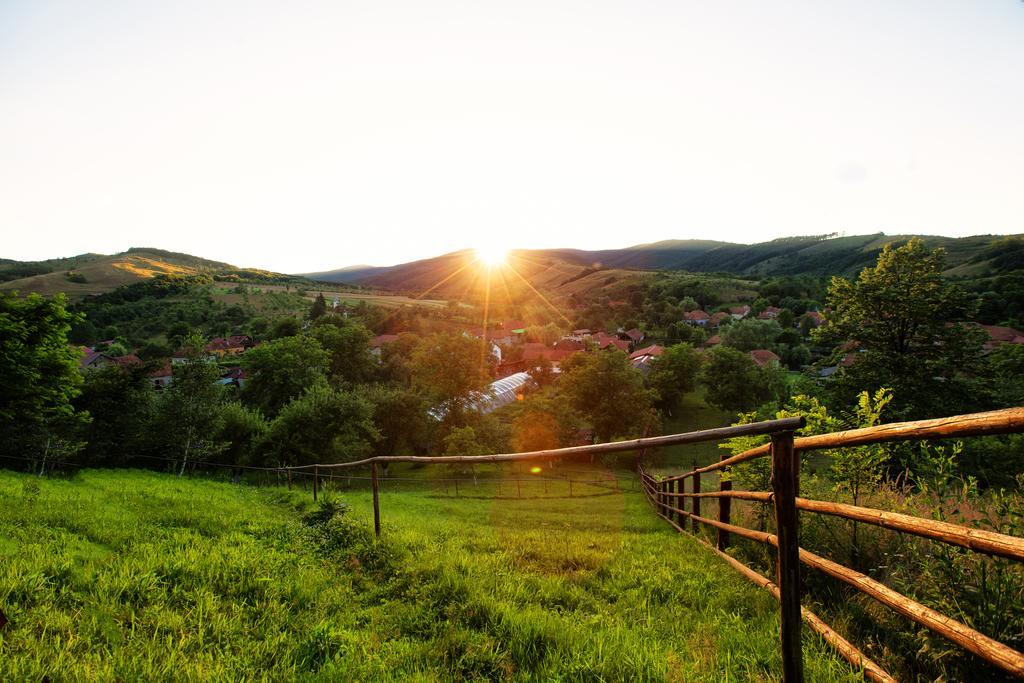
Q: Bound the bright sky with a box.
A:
[2,1,1023,273]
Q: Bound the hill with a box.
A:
[0,248,237,298]
[0,468,855,680]
[308,233,1024,300]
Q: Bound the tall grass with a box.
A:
[0,469,861,681]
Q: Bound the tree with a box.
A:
[263,384,377,466]
[814,239,984,419]
[153,335,225,475]
[0,292,87,467]
[720,319,782,352]
[360,384,431,474]
[308,321,374,386]
[700,346,782,414]
[242,335,329,417]
[75,364,156,466]
[268,317,301,340]
[558,351,657,442]
[409,333,491,424]
[215,402,268,469]
[645,343,700,411]
[308,293,328,320]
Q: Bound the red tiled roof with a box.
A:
[684,310,709,321]
[110,354,142,368]
[554,339,585,351]
[749,349,780,367]
[629,344,663,361]
[980,325,1024,344]
[709,312,730,324]
[705,335,721,346]
[729,305,751,315]
[624,328,644,341]
[597,338,630,352]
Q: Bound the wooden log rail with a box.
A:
[641,405,1024,682]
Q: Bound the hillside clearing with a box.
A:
[0,469,862,681]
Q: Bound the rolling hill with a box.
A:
[1,248,242,298]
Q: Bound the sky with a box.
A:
[1,1,1023,273]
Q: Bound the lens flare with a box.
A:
[529,466,542,474]
[475,246,508,267]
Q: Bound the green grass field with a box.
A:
[0,469,864,681]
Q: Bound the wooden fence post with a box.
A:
[771,431,803,683]
[313,465,319,502]
[287,469,292,490]
[718,453,731,551]
[371,462,381,538]
[692,468,701,534]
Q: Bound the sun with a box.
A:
[475,245,508,268]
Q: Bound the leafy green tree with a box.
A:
[409,333,491,424]
[153,335,225,475]
[215,402,268,468]
[814,239,984,419]
[700,346,782,414]
[720,319,781,352]
[268,317,301,340]
[646,343,700,411]
[360,384,431,474]
[242,335,329,417]
[981,344,1024,409]
[558,351,657,442]
[263,384,377,466]
[75,364,156,466]
[308,321,374,386]
[0,292,87,467]
[309,293,328,320]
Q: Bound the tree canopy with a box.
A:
[815,239,984,419]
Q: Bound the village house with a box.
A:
[749,349,781,368]
[204,335,254,357]
[729,305,751,320]
[708,311,730,328]
[683,310,710,326]
[979,324,1024,352]
[628,344,663,373]
[369,334,400,357]
[757,306,782,320]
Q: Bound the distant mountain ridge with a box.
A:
[306,233,1023,292]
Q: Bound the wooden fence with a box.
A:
[641,407,1024,682]
[278,407,1024,682]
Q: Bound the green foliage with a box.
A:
[645,343,700,410]
[360,384,431,458]
[410,333,491,423]
[263,384,377,466]
[558,351,657,441]
[699,346,782,415]
[0,292,86,463]
[242,335,329,417]
[152,337,225,474]
[308,292,328,320]
[815,239,985,419]
[719,319,781,352]
[214,402,269,468]
[75,365,156,467]
[307,320,374,385]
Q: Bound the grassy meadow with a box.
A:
[0,468,866,681]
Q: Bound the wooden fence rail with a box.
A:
[640,405,1024,682]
